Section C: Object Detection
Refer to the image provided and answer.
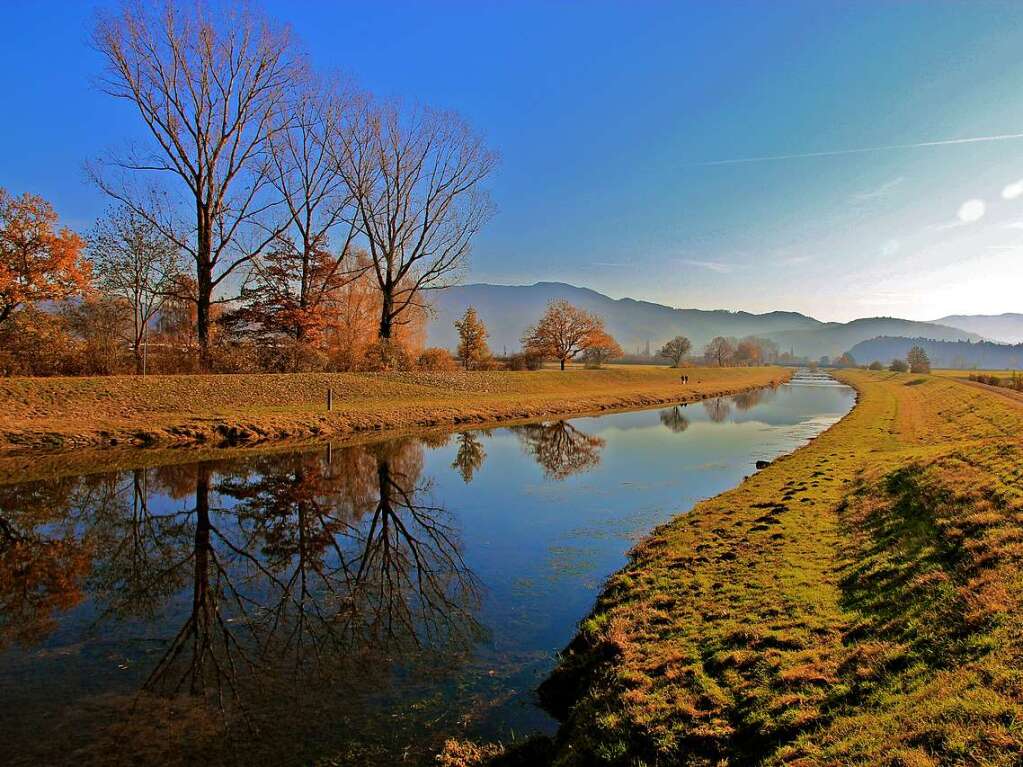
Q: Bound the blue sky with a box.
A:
[4,1,1023,321]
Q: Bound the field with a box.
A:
[933,368,1021,378]
[469,370,1023,766]
[0,365,790,453]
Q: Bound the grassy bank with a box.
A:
[475,370,1023,766]
[0,365,790,453]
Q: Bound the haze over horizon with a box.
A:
[4,0,1023,322]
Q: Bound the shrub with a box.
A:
[210,341,263,373]
[360,339,412,371]
[969,373,1005,387]
[255,337,328,373]
[868,360,884,371]
[0,307,80,376]
[506,352,544,371]
[889,358,909,373]
[417,347,458,371]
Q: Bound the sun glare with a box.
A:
[957,198,986,223]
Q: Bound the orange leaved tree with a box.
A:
[582,329,623,368]
[521,300,606,370]
[0,189,90,327]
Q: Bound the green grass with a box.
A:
[493,370,1023,766]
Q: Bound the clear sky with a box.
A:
[4,0,1023,322]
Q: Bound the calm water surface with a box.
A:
[0,372,854,765]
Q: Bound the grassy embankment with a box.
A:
[0,365,789,453]
[469,369,1023,766]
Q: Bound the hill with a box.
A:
[849,336,1023,369]
[764,317,982,360]
[933,313,1023,344]
[427,282,981,358]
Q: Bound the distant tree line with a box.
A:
[850,336,1021,371]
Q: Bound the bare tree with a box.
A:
[89,206,181,373]
[91,1,302,369]
[258,73,368,340]
[658,335,691,368]
[337,102,496,341]
[704,336,735,367]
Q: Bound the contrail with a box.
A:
[691,132,1023,167]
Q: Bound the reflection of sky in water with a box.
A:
[0,376,854,766]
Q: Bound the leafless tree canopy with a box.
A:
[259,72,369,331]
[338,102,497,339]
[88,206,181,372]
[91,0,303,367]
[659,335,691,368]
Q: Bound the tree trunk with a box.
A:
[196,275,212,371]
[378,285,394,340]
[195,207,214,371]
[296,236,311,342]
[560,358,566,371]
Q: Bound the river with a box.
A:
[0,371,854,765]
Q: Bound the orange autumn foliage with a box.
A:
[0,189,91,325]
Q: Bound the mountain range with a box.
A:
[931,314,1023,344]
[427,282,1003,359]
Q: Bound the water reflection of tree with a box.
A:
[114,442,484,711]
[0,477,109,649]
[659,406,690,433]
[512,420,605,480]
[731,387,775,411]
[0,437,484,743]
[451,431,488,483]
[703,397,732,423]
[358,441,481,648]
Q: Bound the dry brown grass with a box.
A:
[531,370,1023,766]
[0,365,790,453]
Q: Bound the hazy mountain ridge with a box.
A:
[850,336,1023,369]
[427,282,983,358]
[764,317,983,359]
[932,314,1023,344]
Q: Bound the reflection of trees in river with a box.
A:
[511,420,605,480]
[0,476,116,649]
[451,431,488,483]
[703,397,732,423]
[0,438,483,748]
[659,406,690,433]
[731,387,776,411]
[132,443,482,708]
